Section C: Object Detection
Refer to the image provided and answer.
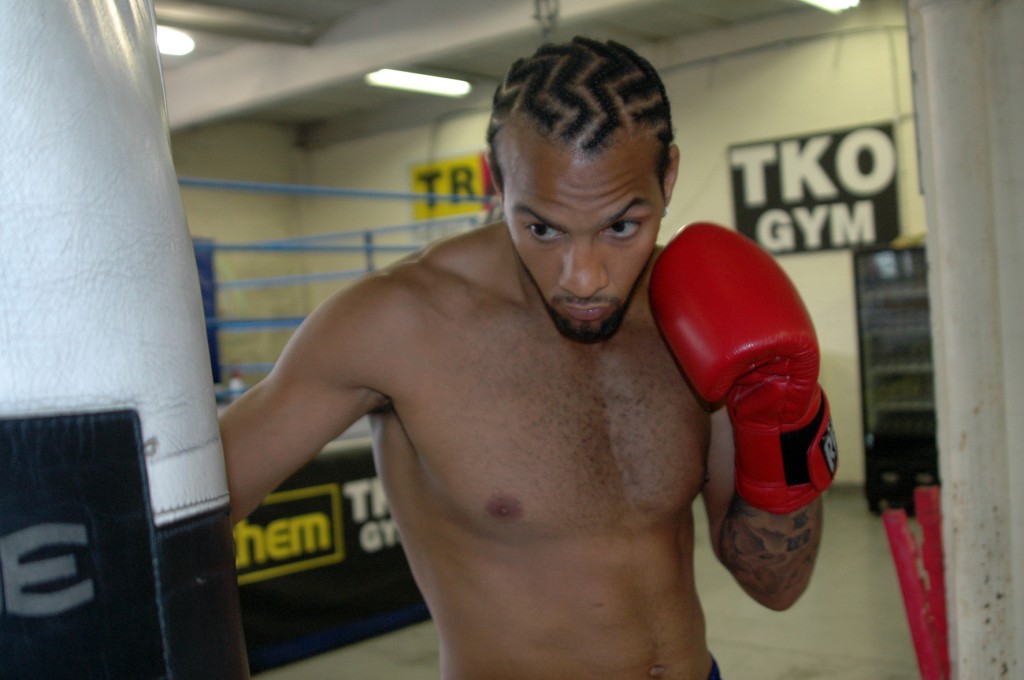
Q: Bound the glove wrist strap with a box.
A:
[733,389,838,514]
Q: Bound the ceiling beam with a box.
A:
[163,0,655,131]
[154,1,325,45]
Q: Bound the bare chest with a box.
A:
[382,317,710,535]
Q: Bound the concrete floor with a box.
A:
[254,486,921,679]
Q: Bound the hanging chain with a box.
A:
[533,0,560,43]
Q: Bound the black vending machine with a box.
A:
[853,245,939,514]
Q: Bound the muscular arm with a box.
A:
[717,495,822,610]
[703,409,823,611]
[220,366,385,524]
[219,275,399,523]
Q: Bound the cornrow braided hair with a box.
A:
[487,36,674,189]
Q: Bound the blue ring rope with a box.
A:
[202,242,422,254]
[256,215,481,246]
[179,176,492,205]
[195,195,485,360]
[191,217,478,253]
[197,218,477,288]
[219,268,369,290]
[207,317,305,331]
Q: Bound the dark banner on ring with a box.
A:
[236,442,427,672]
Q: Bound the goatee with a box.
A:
[517,252,654,345]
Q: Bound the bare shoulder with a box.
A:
[384,222,518,306]
[281,223,516,388]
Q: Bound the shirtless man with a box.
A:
[220,37,836,680]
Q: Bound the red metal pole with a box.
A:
[883,508,944,680]
[915,486,949,679]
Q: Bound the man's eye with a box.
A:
[607,221,640,238]
[528,223,559,240]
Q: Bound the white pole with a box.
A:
[905,0,1023,677]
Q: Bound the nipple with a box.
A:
[649,665,667,677]
[486,494,523,520]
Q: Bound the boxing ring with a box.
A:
[185,176,488,390]
[186,177,490,671]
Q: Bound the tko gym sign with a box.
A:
[729,124,899,254]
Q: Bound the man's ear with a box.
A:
[485,152,504,202]
[662,144,681,206]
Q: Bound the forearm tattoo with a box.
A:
[718,497,823,604]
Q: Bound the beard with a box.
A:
[519,253,653,345]
[541,296,629,343]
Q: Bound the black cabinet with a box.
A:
[853,246,939,513]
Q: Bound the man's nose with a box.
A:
[559,243,608,299]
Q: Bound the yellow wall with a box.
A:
[172,122,307,381]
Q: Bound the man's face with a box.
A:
[494,122,679,343]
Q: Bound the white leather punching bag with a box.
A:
[0,1,249,677]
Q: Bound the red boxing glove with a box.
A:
[650,223,837,513]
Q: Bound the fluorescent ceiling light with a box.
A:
[798,0,860,12]
[365,69,471,98]
[157,25,195,56]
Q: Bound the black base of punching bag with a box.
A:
[0,411,248,680]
